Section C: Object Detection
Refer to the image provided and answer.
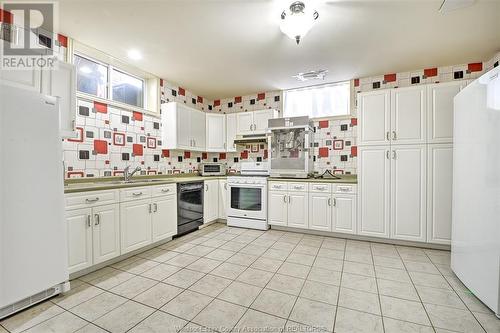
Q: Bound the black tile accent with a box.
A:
[122,153,130,161]
[274,96,280,102]
[256,157,262,162]
[172,89,177,96]
[411,76,420,84]
[345,141,351,146]
[313,156,316,162]
[122,115,130,124]
[340,124,348,131]
[228,102,233,108]
[78,106,90,116]
[86,131,94,138]
[140,136,146,143]
[86,174,94,178]
[79,150,89,160]
[104,171,112,177]
[178,156,183,162]
[208,105,213,111]
[158,140,162,146]
[234,157,239,163]
[372,82,381,89]
[250,99,256,105]
[153,122,160,130]
[127,136,134,143]
[454,71,464,79]
[104,131,111,139]
[213,158,218,162]
[197,157,201,163]
[340,155,348,162]
[154,155,160,162]
[494,61,499,68]
[38,34,52,48]
[192,98,196,104]
[313,142,319,147]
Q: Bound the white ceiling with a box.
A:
[57,0,500,99]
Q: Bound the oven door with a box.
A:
[227,184,267,220]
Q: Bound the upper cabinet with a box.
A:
[226,113,238,152]
[237,109,277,135]
[206,114,226,152]
[161,102,206,151]
[391,86,426,145]
[358,90,391,146]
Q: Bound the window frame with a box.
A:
[109,66,146,108]
[74,52,110,99]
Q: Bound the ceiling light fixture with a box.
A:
[280,1,319,45]
[127,49,142,60]
[293,69,328,82]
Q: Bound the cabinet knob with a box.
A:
[94,214,100,226]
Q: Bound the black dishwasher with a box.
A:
[176,182,204,236]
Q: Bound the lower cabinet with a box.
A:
[287,191,309,229]
[268,191,288,226]
[268,182,309,228]
[120,199,152,254]
[203,179,219,223]
[66,208,93,274]
[309,192,332,231]
[152,195,177,242]
[218,179,227,219]
[333,195,356,234]
[93,204,120,264]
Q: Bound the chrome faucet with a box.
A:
[124,166,141,182]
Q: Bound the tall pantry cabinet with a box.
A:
[357,81,466,244]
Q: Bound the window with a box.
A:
[75,55,108,98]
[111,69,144,108]
[283,81,351,118]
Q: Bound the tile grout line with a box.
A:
[331,237,347,333]
[369,242,386,333]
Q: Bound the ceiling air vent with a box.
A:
[293,70,328,82]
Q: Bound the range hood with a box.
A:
[233,133,269,145]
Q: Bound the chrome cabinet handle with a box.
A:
[293,186,302,190]
[386,131,390,141]
[205,184,208,191]
[283,195,287,203]
[132,192,143,196]
[94,214,100,226]
[85,198,99,203]
[328,198,332,206]
[149,204,152,213]
[153,203,158,212]
[288,195,292,204]
[333,198,337,206]
[87,215,91,227]
[392,150,397,159]
[386,150,390,159]
[161,188,170,193]
[392,131,397,140]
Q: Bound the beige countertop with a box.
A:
[64,174,357,193]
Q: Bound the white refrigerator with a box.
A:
[452,66,500,318]
[0,83,69,318]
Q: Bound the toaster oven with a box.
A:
[199,163,226,176]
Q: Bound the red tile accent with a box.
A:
[219,153,226,160]
[162,149,170,158]
[333,169,344,175]
[173,170,181,174]
[160,79,164,87]
[240,150,249,159]
[197,96,203,103]
[468,62,483,72]
[147,170,157,175]
[319,147,329,158]
[133,144,143,156]
[133,111,143,121]
[147,137,157,149]
[178,87,186,96]
[257,93,265,101]
[351,118,358,126]
[0,9,13,24]
[67,171,85,178]
[351,146,358,157]
[354,78,360,87]
[319,120,329,129]
[333,140,344,150]
[184,151,191,159]
[94,140,108,154]
[67,127,84,143]
[94,101,107,114]
[384,73,397,82]
[235,96,242,104]
[214,100,221,107]
[56,34,68,47]
[113,132,126,146]
[424,68,438,77]
[113,171,125,176]
[263,149,268,159]
[202,152,208,160]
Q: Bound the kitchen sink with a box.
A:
[106,179,168,185]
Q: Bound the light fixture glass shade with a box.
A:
[280,2,318,44]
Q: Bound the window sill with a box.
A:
[76,92,159,117]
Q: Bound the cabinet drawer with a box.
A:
[269,182,288,191]
[120,187,152,201]
[65,190,118,210]
[309,183,332,193]
[333,184,357,194]
[151,184,176,197]
[287,183,308,192]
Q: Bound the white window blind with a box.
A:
[283,81,351,118]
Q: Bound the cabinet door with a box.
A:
[427,144,453,244]
[226,113,238,152]
[391,145,426,242]
[191,109,206,150]
[176,104,191,149]
[120,199,152,254]
[287,192,308,229]
[237,112,254,134]
[203,180,219,223]
[358,146,390,238]
[0,67,41,92]
[427,81,466,143]
[218,180,228,219]
[333,195,356,234]
[358,90,391,146]
[152,195,177,242]
[92,204,120,265]
[268,191,288,226]
[206,114,226,152]
[66,208,92,274]
[308,193,332,232]
[391,86,426,145]
[253,109,274,133]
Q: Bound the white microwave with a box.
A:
[199,163,226,176]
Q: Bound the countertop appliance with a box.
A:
[451,66,500,318]
[199,162,226,176]
[0,83,69,319]
[227,161,269,230]
[268,116,314,178]
[177,182,204,236]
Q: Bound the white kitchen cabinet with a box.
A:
[152,195,177,242]
[226,113,238,152]
[203,179,219,223]
[161,102,206,151]
[206,114,226,152]
[358,90,391,146]
[358,146,391,238]
[236,109,277,135]
[253,109,275,133]
[333,195,357,234]
[427,144,453,244]
[236,112,255,135]
[0,67,41,92]
[120,199,152,254]
[218,179,228,219]
[191,108,207,150]
[427,81,466,143]
[391,86,427,145]
[66,208,93,274]
[309,192,332,231]
[92,204,120,265]
[268,191,288,226]
[390,145,427,242]
[287,191,308,229]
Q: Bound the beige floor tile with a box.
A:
[234,309,286,333]
[457,290,494,314]
[111,256,142,269]
[151,249,181,263]
[443,275,470,293]
[202,238,228,248]
[110,276,158,299]
[53,282,104,309]
[262,248,291,260]
[75,323,108,333]
[267,274,305,296]
[204,248,235,261]
[375,266,412,283]
[189,274,232,297]
[237,267,274,287]
[380,295,430,326]
[335,307,383,333]
[344,252,373,264]
[312,256,343,272]
[219,241,246,252]
[89,270,135,290]
[23,311,87,333]
[161,290,213,321]
[168,242,196,252]
[285,320,329,333]
[0,302,64,333]
[383,317,434,333]
[299,238,323,248]
[316,248,344,260]
[342,261,375,278]
[140,263,181,281]
[289,298,336,332]
[338,288,381,315]
[277,262,311,279]
[121,258,160,274]
[163,268,205,288]
[70,292,127,321]
[193,299,246,332]
[473,311,500,333]
[226,252,258,266]
[251,289,297,318]
[377,278,419,301]
[341,273,377,294]
[210,262,246,279]
[128,310,187,333]
[300,280,339,305]
[307,267,342,286]
[133,283,183,308]
[251,257,283,272]
[321,238,346,251]
[404,261,441,275]
[373,255,405,270]
[93,300,154,333]
[217,281,262,307]
[294,245,320,256]
[424,303,484,332]
[415,285,467,309]
[409,271,453,290]
[0,327,8,333]
[287,252,316,266]
[370,245,399,258]
[187,257,223,273]
[166,253,201,268]
[272,241,296,252]
[240,244,268,256]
